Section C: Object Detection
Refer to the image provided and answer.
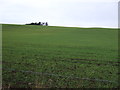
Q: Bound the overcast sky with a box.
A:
[0,0,119,28]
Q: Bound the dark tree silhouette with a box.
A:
[46,22,48,26]
[26,22,48,26]
[31,22,34,25]
[38,22,41,25]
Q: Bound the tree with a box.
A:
[38,22,41,25]
[46,22,48,26]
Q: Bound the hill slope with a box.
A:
[2,24,118,88]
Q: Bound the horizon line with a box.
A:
[0,23,118,29]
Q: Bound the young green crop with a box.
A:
[2,24,118,88]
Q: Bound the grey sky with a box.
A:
[0,0,119,28]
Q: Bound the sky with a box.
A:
[0,0,119,28]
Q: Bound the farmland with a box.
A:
[2,24,119,88]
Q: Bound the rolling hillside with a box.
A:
[2,24,118,88]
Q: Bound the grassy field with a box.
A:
[2,24,119,88]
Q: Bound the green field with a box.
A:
[2,24,119,88]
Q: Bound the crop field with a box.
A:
[2,24,119,88]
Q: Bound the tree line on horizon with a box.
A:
[26,22,48,26]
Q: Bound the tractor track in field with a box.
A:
[59,59,119,66]
[2,68,118,84]
[69,58,120,64]
[2,58,119,67]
